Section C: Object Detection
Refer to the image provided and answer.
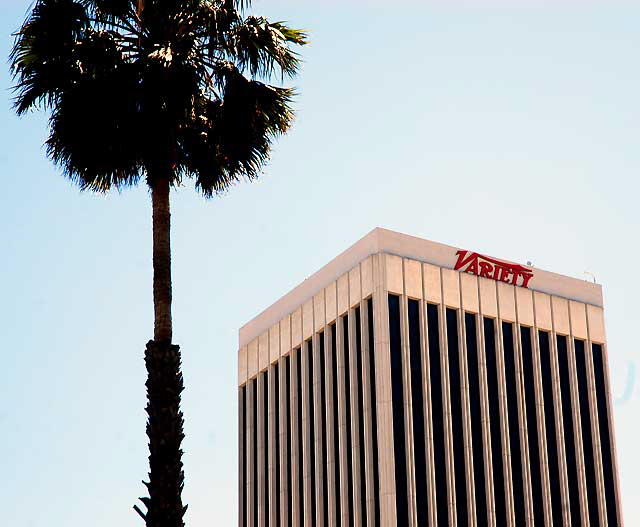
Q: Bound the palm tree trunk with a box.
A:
[134,176,186,527]
[152,176,172,343]
[139,339,186,527]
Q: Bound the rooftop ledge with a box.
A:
[239,227,603,348]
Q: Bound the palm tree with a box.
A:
[10,1,306,525]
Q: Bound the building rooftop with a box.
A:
[239,227,602,347]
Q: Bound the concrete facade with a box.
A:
[238,228,623,527]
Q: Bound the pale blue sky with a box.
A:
[1,1,639,525]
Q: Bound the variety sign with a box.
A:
[454,250,534,289]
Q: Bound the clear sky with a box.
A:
[2,1,639,525]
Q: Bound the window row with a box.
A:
[387,294,620,527]
[239,298,381,527]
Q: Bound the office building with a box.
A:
[237,228,623,526]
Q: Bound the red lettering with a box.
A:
[521,272,533,289]
[454,250,476,271]
[479,261,493,278]
[499,265,512,283]
[454,249,534,290]
[465,258,479,276]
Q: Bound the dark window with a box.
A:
[367,298,380,527]
[465,314,487,527]
[296,349,304,526]
[447,308,468,527]
[343,314,354,526]
[330,324,341,527]
[274,364,281,527]
[557,335,581,527]
[319,332,328,527]
[539,331,563,525]
[484,318,506,527]
[240,386,246,527]
[520,327,544,527]
[575,339,600,527]
[428,304,449,526]
[593,343,619,527]
[409,299,428,526]
[263,372,269,527]
[355,307,368,527]
[285,356,292,527]
[502,322,525,527]
[388,295,409,527]
[307,339,316,525]
[253,379,258,527]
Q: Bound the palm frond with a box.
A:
[46,63,142,191]
[221,0,252,11]
[180,64,295,197]
[196,1,241,57]
[10,0,90,114]
[86,0,135,25]
[225,16,308,78]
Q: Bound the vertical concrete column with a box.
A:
[564,299,590,524]
[360,257,378,527]
[278,355,289,527]
[268,365,277,527]
[360,299,377,526]
[238,345,248,527]
[247,339,259,527]
[581,303,608,527]
[419,273,438,527]
[373,252,396,526]
[400,293,417,527]
[291,307,309,526]
[404,257,427,527]
[457,272,477,527]
[324,316,337,527]
[311,330,322,527]
[247,379,256,527]
[239,386,245,527]
[325,281,338,527]
[529,291,556,527]
[279,317,291,527]
[312,293,323,526]
[548,295,573,527]
[476,278,497,527]
[424,263,446,526]
[266,368,274,527]
[267,325,280,526]
[348,264,363,527]
[257,372,266,527]
[300,337,312,527]
[290,348,301,527]
[397,259,417,527]
[257,332,269,527]
[440,268,459,527]
[337,272,351,527]
[493,281,516,527]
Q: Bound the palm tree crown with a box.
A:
[10,0,307,195]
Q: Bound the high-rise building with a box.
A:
[237,228,623,527]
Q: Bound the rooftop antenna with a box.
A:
[584,271,597,283]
